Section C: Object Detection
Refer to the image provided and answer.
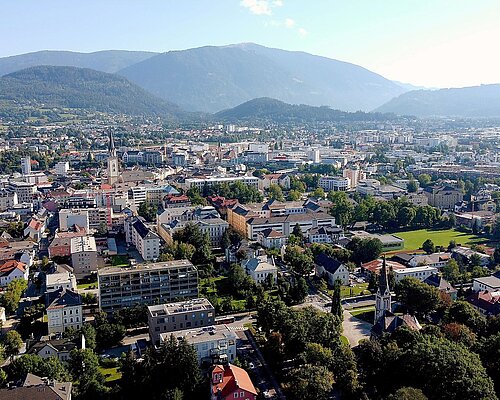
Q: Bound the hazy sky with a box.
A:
[3,0,500,88]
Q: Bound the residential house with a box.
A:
[256,228,286,249]
[315,253,349,285]
[210,364,257,400]
[0,373,72,400]
[0,260,28,288]
[361,259,406,277]
[46,288,83,334]
[452,246,490,267]
[408,252,451,269]
[244,254,278,285]
[307,225,344,244]
[468,291,500,316]
[27,337,78,362]
[24,217,45,242]
[423,273,458,300]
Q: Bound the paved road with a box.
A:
[342,310,372,347]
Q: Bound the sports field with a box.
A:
[393,228,486,251]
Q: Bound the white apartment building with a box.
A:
[8,181,36,203]
[55,161,70,176]
[318,176,350,192]
[183,176,259,191]
[125,217,161,261]
[45,272,77,293]
[47,289,83,334]
[0,189,18,211]
[21,156,32,175]
[163,325,237,365]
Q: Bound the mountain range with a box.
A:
[0,50,156,76]
[375,84,500,117]
[1,44,500,119]
[0,65,183,118]
[118,43,407,113]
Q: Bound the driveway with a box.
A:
[342,310,372,347]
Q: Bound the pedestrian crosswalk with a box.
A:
[227,326,246,331]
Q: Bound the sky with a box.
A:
[2,0,500,88]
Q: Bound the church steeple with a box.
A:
[107,129,119,186]
[108,129,117,157]
[374,256,392,324]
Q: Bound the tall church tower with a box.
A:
[374,257,392,323]
[107,130,119,186]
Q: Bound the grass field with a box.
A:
[393,228,486,251]
[326,283,370,298]
[350,307,375,324]
[99,367,122,382]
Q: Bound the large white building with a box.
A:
[8,181,36,204]
[162,324,237,365]
[183,176,259,191]
[47,289,83,334]
[318,176,350,192]
[125,217,161,261]
[55,161,70,176]
[244,255,277,285]
[394,266,438,283]
[21,156,32,176]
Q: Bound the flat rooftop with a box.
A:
[148,298,213,317]
[161,324,236,345]
[98,259,196,276]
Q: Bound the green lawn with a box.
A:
[350,307,375,324]
[111,255,129,267]
[99,367,122,382]
[326,283,370,298]
[77,282,97,290]
[392,228,486,252]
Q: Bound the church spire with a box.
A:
[379,256,390,294]
[108,129,116,157]
[374,255,392,324]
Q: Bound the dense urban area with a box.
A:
[0,103,497,400]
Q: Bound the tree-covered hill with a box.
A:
[0,65,184,118]
[215,97,394,123]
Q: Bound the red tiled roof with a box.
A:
[212,364,257,398]
[0,260,26,275]
[362,259,406,274]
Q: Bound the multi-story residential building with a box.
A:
[70,236,98,278]
[183,176,259,191]
[148,298,215,345]
[256,228,286,249]
[424,185,464,210]
[307,226,344,244]
[158,217,228,248]
[210,364,257,400]
[319,176,350,191]
[0,189,18,211]
[163,324,237,365]
[47,288,83,334]
[59,209,90,231]
[473,276,500,293]
[54,161,70,176]
[45,272,77,293]
[98,260,199,314]
[125,217,161,261]
[246,212,336,240]
[8,181,36,203]
[394,266,438,283]
[343,167,366,188]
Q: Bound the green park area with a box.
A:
[394,228,486,252]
